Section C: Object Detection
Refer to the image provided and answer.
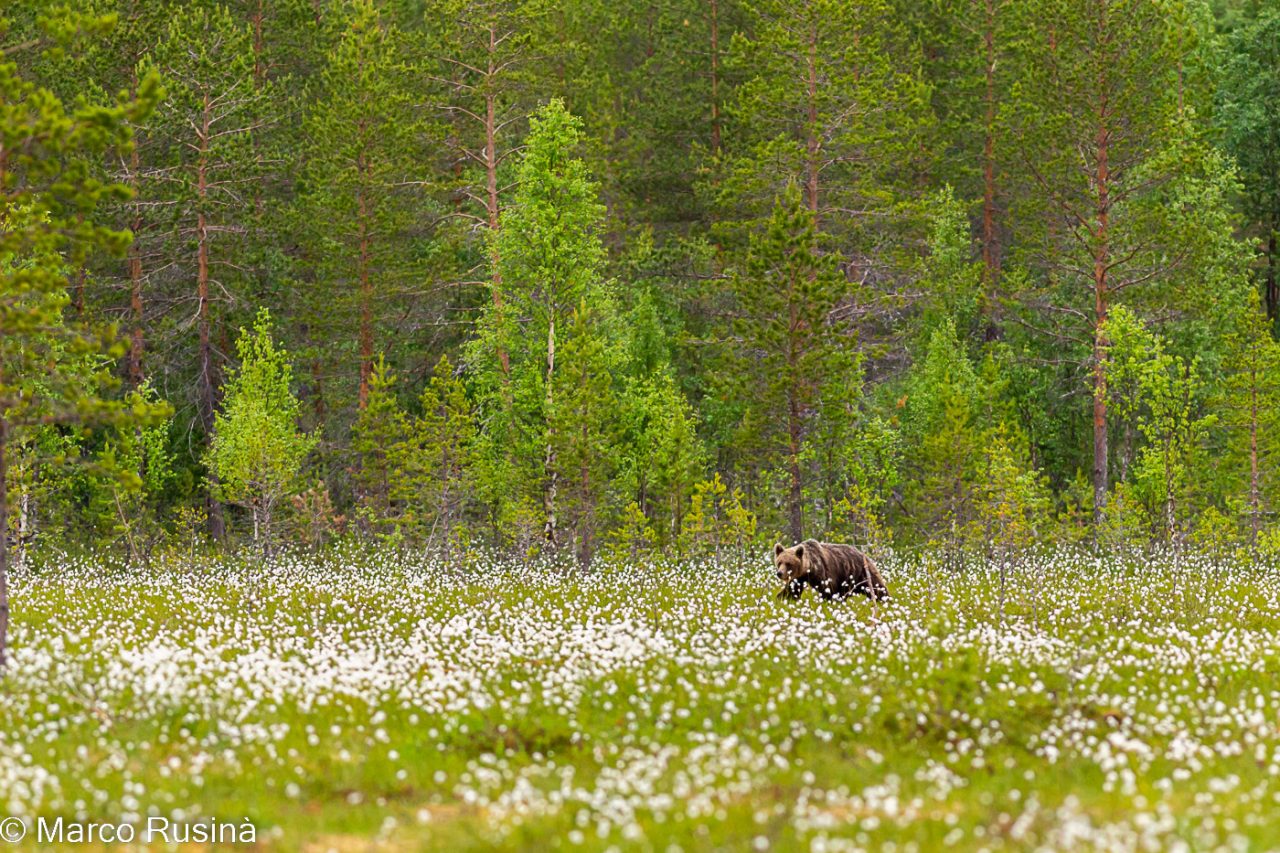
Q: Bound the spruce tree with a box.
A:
[722,183,849,542]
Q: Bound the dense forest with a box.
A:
[2,0,1279,567]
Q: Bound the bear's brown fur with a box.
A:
[773,539,887,601]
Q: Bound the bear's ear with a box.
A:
[774,542,785,557]
[794,545,804,560]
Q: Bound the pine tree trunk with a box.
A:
[486,26,511,379]
[1092,303,1109,530]
[804,24,820,220]
[357,151,374,408]
[251,0,266,220]
[127,128,145,386]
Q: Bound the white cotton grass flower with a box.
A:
[1,546,1279,848]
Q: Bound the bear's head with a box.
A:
[774,542,807,585]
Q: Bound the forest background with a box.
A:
[3,0,1280,568]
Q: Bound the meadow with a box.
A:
[3,548,1280,851]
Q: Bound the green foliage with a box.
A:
[715,0,930,247]
[7,0,1280,562]
[900,319,983,549]
[720,183,851,540]
[147,2,275,397]
[469,99,622,554]
[0,7,165,662]
[1217,5,1280,330]
[1218,300,1280,545]
[605,501,658,562]
[88,382,175,562]
[207,310,316,551]
[918,185,984,333]
[404,354,477,556]
[294,0,428,410]
[976,424,1051,557]
[679,474,758,563]
[1104,306,1216,542]
[619,374,706,549]
[351,357,411,534]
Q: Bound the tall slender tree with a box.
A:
[1221,301,1280,547]
[0,10,163,666]
[424,0,542,374]
[468,100,609,548]
[716,0,928,255]
[294,0,423,412]
[149,4,274,537]
[721,183,850,542]
[1007,0,1235,527]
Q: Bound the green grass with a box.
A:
[3,548,1280,851]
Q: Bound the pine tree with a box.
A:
[149,3,275,538]
[67,0,173,388]
[295,0,425,413]
[1220,301,1280,547]
[422,0,541,357]
[1007,0,1241,528]
[715,0,928,263]
[0,10,163,666]
[350,357,411,535]
[408,354,477,556]
[89,382,175,564]
[549,0,746,231]
[976,422,1050,623]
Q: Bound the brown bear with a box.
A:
[773,540,887,601]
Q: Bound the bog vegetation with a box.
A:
[3,549,1280,850]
